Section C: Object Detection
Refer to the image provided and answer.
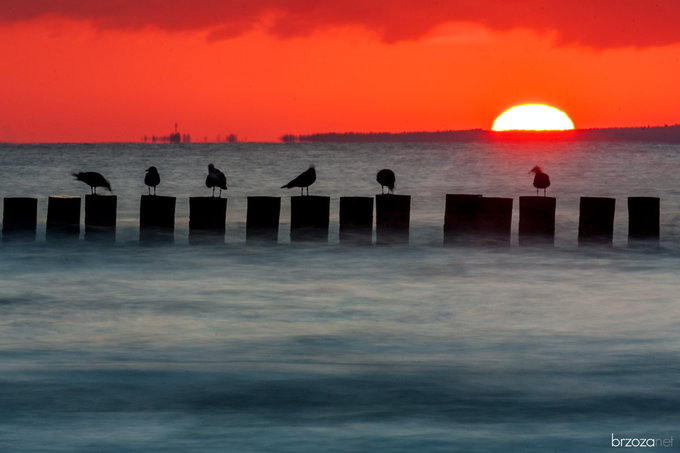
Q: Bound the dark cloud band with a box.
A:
[2,0,679,48]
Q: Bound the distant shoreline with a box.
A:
[3,125,680,145]
[291,125,680,144]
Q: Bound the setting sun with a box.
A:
[492,104,575,131]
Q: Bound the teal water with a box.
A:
[0,142,679,452]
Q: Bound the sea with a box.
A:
[1,141,679,452]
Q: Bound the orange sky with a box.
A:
[1,1,680,142]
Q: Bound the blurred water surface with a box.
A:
[0,142,679,452]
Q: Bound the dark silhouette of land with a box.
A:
[285,125,680,143]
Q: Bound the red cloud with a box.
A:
[2,0,680,48]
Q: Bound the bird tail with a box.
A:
[281,184,290,188]
[72,172,82,180]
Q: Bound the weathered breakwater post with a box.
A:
[477,197,513,245]
[140,195,176,242]
[376,194,410,245]
[85,194,117,241]
[290,196,330,242]
[443,194,482,245]
[578,197,615,245]
[46,196,80,240]
[246,196,281,242]
[189,197,227,243]
[3,197,38,241]
[518,196,556,246]
[628,197,660,243]
[339,196,373,244]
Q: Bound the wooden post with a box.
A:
[339,196,373,244]
[519,196,556,246]
[46,196,80,240]
[628,197,659,242]
[477,197,513,245]
[443,194,482,245]
[85,195,117,241]
[3,197,37,241]
[246,196,281,242]
[140,195,176,243]
[578,197,615,246]
[189,197,227,244]
[375,194,410,245]
[290,196,330,242]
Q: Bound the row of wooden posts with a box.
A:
[0,194,660,245]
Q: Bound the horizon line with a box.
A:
[2,124,680,145]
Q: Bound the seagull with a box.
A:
[72,171,111,195]
[281,166,316,196]
[144,166,160,195]
[376,169,395,194]
[205,163,227,197]
[530,165,551,196]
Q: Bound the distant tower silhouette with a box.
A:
[281,166,316,196]
[170,123,181,143]
[530,166,551,196]
[376,169,395,194]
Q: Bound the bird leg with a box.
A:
[148,186,151,195]
[212,186,215,197]
[153,186,156,196]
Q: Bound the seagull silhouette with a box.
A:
[281,166,316,196]
[73,171,111,195]
[530,166,551,196]
[376,169,395,194]
[206,164,227,197]
[144,166,160,195]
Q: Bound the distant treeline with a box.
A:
[282,125,680,144]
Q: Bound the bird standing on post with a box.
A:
[205,164,227,197]
[73,171,112,195]
[144,166,160,195]
[530,166,551,196]
[281,166,316,196]
[376,169,395,194]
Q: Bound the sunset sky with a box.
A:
[2,1,680,142]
